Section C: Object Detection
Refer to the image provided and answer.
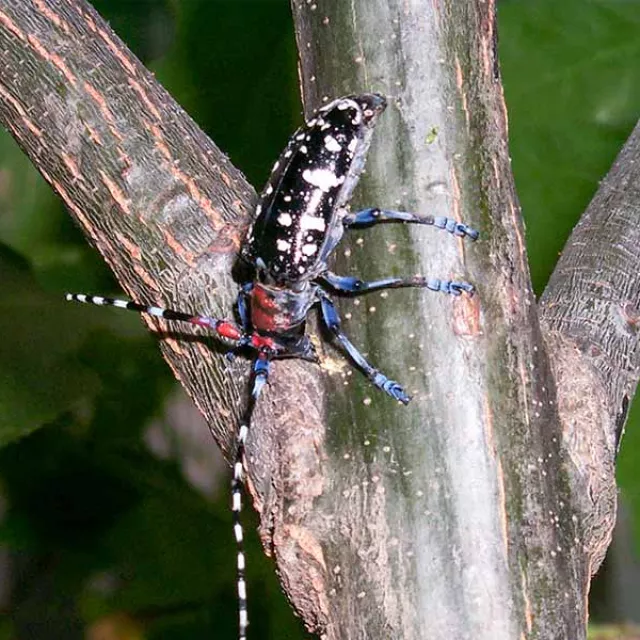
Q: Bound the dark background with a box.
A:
[0,0,639,637]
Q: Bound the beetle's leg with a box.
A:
[318,291,410,404]
[343,207,479,240]
[319,272,474,297]
[66,293,251,345]
[237,283,253,331]
[232,353,270,640]
[226,284,254,361]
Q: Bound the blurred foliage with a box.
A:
[0,0,639,637]
[589,624,640,640]
[499,1,640,623]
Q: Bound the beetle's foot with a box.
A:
[427,279,475,296]
[373,373,411,405]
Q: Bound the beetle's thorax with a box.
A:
[249,280,318,335]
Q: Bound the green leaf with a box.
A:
[500,0,640,294]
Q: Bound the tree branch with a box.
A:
[0,0,260,454]
[2,0,628,638]
[283,0,589,638]
[540,118,640,574]
[0,0,326,631]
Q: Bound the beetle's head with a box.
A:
[355,93,387,125]
[317,92,387,130]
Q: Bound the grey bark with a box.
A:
[539,119,640,575]
[0,0,635,638]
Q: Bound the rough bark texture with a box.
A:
[539,120,640,575]
[1,0,636,639]
[0,0,326,631]
[0,0,256,455]
[287,1,588,639]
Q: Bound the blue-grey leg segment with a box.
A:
[237,283,253,330]
[251,355,270,400]
[226,283,254,361]
[426,279,475,296]
[343,207,479,240]
[320,271,474,297]
[319,292,410,404]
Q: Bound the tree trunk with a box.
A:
[1,0,635,638]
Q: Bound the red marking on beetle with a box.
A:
[250,334,277,350]
[250,285,281,333]
[216,321,243,341]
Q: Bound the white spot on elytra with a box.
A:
[302,243,317,256]
[277,239,291,252]
[324,135,342,152]
[300,145,308,154]
[266,185,273,195]
[300,215,326,231]
[277,213,293,227]
[302,168,343,192]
